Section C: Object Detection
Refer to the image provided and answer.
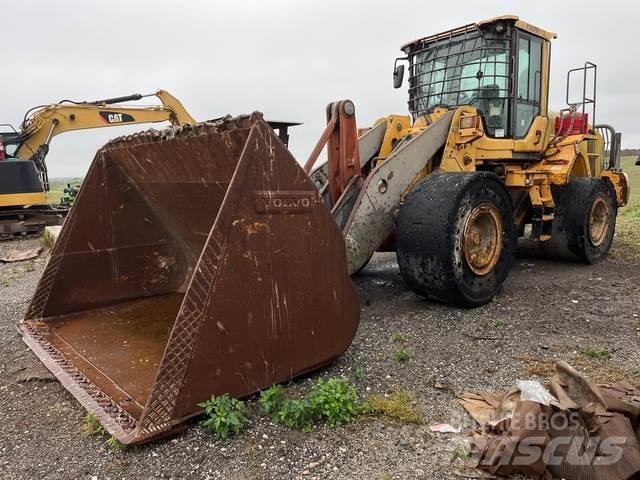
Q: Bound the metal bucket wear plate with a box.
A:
[20,114,360,443]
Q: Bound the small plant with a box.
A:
[309,377,363,427]
[494,319,506,328]
[266,376,363,431]
[451,446,471,463]
[83,412,126,451]
[83,412,106,436]
[366,389,423,424]
[1,269,24,288]
[105,435,125,452]
[395,347,410,363]
[41,232,54,249]
[198,393,246,439]
[354,368,366,381]
[274,398,315,432]
[259,384,284,415]
[580,345,611,360]
[392,333,406,345]
[392,333,410,362]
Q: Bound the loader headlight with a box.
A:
[459,115,479,130]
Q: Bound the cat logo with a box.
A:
[99,111,136,124]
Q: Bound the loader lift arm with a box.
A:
[304,100,361,205]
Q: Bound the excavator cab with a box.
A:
[0,131,23,159]
[0,130,57,238]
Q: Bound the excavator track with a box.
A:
[0,206,66,240]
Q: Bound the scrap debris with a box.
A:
[459,361,640,479]
[0,246,41,263]
[430,423,462,433]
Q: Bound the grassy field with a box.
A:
[615,156,640,255]
[620,156,640,217]
[45,177,83,204]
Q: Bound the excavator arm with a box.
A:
[14,89,196,162]
[0,89,197,236]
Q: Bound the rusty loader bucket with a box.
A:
[19,114,360,444]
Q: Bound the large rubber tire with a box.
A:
[539,178,617,263]
[396,172,516,307]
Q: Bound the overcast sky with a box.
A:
[4,0,638,178]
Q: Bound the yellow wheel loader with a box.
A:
[307,15,628,306]
[19,16,628,444]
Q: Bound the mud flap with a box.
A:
[19,114,360,444]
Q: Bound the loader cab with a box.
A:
[396,16,556,141]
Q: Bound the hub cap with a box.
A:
[588,195,610,247]
[463,202,503,276]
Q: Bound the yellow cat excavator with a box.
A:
[0,90,196,238]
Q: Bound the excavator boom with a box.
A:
[0,89,197,238]
[16,89,196,162]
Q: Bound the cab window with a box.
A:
[460,51,509,137]
[515,34,542,137]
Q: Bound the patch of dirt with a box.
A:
[0,236,638,479]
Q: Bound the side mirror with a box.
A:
[393,64,405,89]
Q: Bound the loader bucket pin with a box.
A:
[19,113,359,444]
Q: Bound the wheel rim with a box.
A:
[588,195,610,247]
[463,202,503,276]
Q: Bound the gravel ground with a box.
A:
[0,236,639,480]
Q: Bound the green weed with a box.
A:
[198,394,246,439]
[392,333,407,344]
[309,377,363,427]
[273,398,315,432]
[105,435,125,452]
[265,376,363,432]
[259,384,284,416]
[82,412,106,436]
[395,347,410,363]
[451,446,471,463]
[580,345,611,360]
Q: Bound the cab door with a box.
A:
[512,30,550,152]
